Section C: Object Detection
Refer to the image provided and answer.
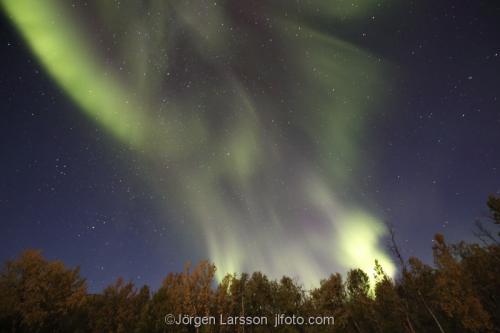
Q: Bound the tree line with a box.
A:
[0,196,499,333]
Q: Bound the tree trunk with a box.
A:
[418,291,445,333]
[352,318,363,333]
[405,313,416,333]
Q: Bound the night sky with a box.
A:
[1,1,499,292]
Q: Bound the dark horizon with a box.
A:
[1,0,499,293]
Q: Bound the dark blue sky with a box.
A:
[1,1,499,291]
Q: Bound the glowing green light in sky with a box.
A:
[2,0,151,147]
[3,0,396,287]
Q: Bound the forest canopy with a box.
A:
[0,196,499,333]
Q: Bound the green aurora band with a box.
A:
[2,0,396,287]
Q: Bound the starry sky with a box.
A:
[1,0,499,292]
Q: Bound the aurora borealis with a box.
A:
[1,1,499,290]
